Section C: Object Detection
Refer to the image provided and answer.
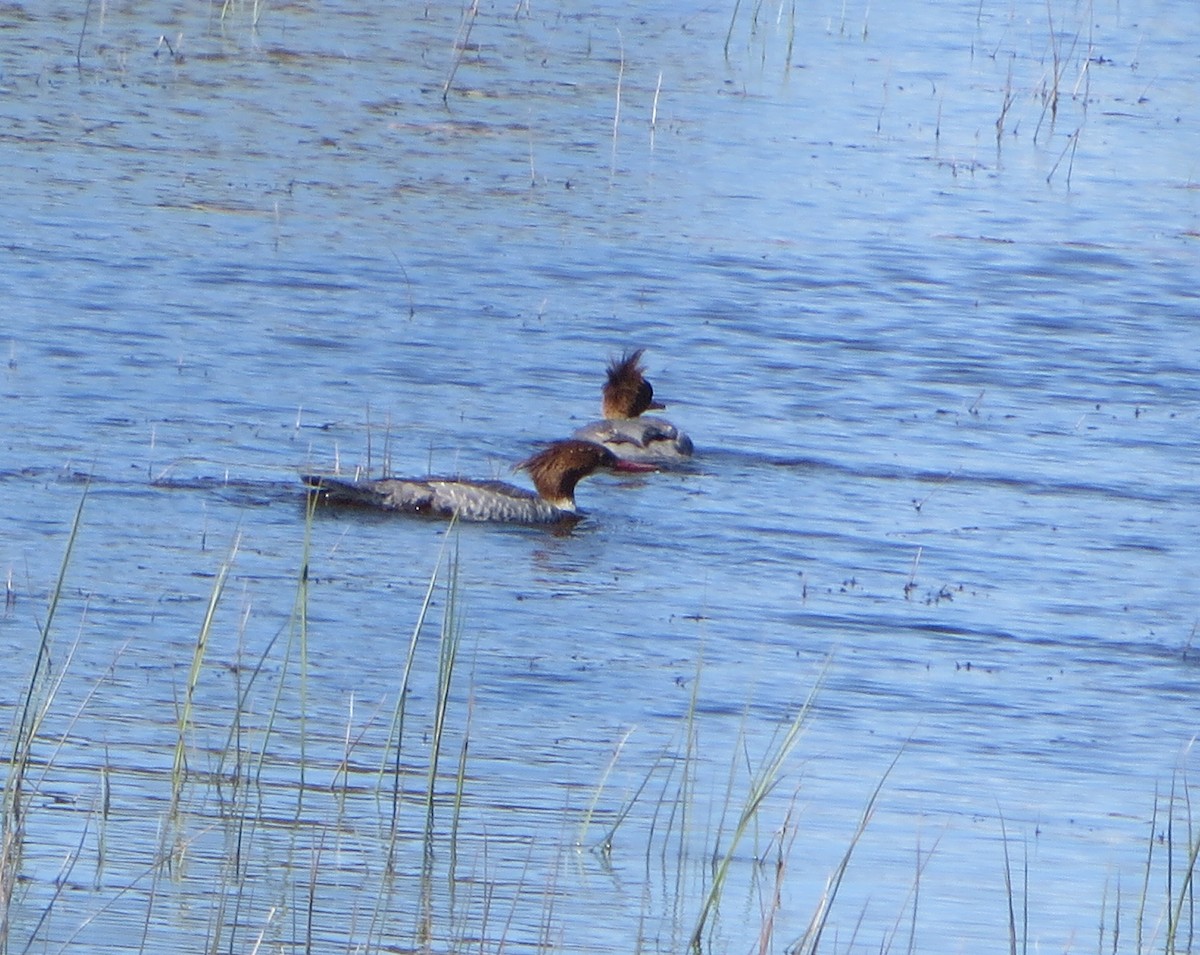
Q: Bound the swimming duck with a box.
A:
[303,439,655,524]
[572,349,693,463]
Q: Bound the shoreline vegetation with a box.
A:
[1,497,1197,954]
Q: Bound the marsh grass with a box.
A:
[5,497,1200,954]
[719,0,1096,189]
[170,532,241,818]
[1045,125,1082,188]
[998,808,1029,955]
[723,0,800,69]
[791,749,905,955]
[381,515,459,869]
[219,0,265,30]
[575,651,836,952]
[1,486,87,950]
[1148,769,1200,955]
[689,669,826,952]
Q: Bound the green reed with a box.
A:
[11,492,1200,955]
[575,645,834,953]
[791,749,904,955]
[6,490,86,821]
[425,540,465,861]
[449,679,474,898]
[689,664,827,952]
[579,725,638,853]
[998,807,1028,955]
[1,487,87,952]
[1157,768,1200,955]
[169,532,241,819]
[381,519,458,866]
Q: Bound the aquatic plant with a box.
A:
[3,499,1199,955]
[0,489,86,951]
[169,534,241,819]
[689,667,826,952]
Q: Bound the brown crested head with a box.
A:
[601,348,666,419]
[517,439,655,509]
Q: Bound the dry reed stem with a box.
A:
[610,28,624,179]
[442,0,480,103]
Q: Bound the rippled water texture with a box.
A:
[2,1,1199,952]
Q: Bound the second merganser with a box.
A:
[572,349,694,462]
[303,439,655,525]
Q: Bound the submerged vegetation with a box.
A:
[1,499,1198,954]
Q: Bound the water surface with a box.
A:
[2,1,1198,952]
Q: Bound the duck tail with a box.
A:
[302,474,386,508]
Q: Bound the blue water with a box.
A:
[2,1,1199,952]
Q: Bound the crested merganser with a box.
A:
[302,439,655,524]
[572,349,694,462]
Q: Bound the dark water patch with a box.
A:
[0,467,97,485]
[152,478,293,508]
[192,263,358,293]
[0,469,308,512]
[702,444,1200,508]
[789,610,1022,646]
[269,332,354,351]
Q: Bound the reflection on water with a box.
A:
[2,0,1199,952]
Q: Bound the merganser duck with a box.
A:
[303,439,655,525]
[572,349,694,463]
